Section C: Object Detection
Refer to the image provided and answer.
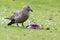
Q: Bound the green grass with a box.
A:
[0,0,60,40]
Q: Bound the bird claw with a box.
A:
[17,23,19,27]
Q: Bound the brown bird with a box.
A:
[5,5,33,27]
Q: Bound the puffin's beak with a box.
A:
[31,10,33,12]
[30,8,33,12]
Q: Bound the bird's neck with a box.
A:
[22,9,29,13]
[21,9,29,16]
